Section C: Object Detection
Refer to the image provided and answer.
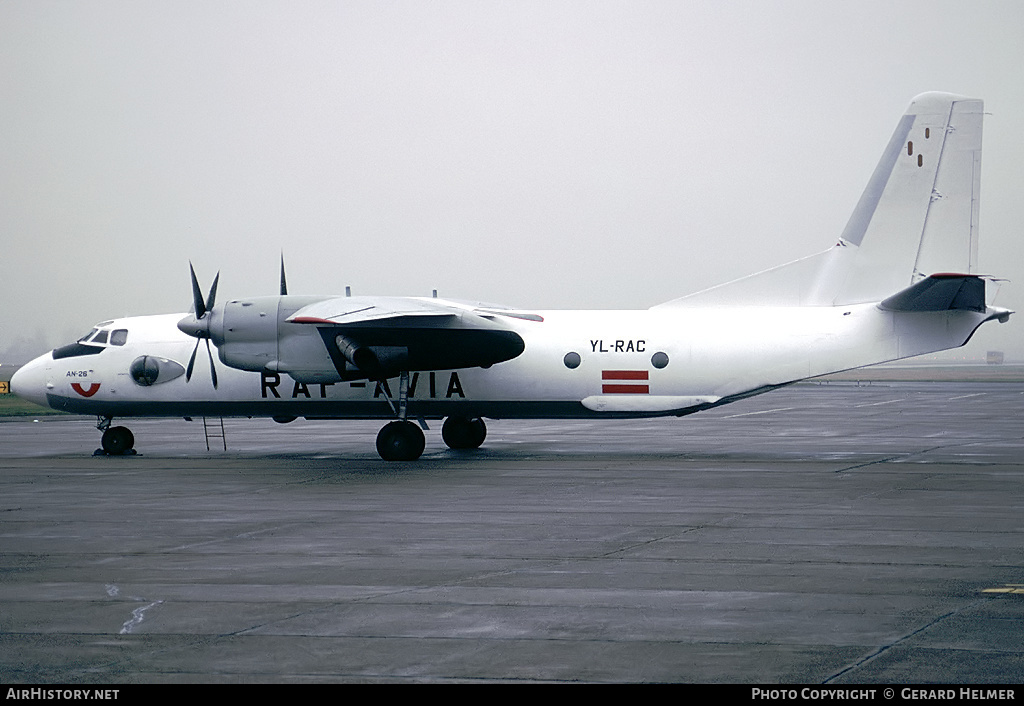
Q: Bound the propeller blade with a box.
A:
[189,262,206,319]
[186,338,200,382]
[205,271,220,313]
[205,339,218,389]
[280,254,288,296]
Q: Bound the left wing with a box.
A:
[287,296,527,380]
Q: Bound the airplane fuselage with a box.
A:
[13,300,997,423]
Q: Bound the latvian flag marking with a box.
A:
[602,370,649,394]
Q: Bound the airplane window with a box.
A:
[651,352,669,369]
[110,329,128,346]
[563,352,581,369]
[93,330,109,344]
[78,328,99,343]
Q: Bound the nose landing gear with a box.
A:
[95,417,136,456]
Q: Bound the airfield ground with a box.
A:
[1,380,1022,682]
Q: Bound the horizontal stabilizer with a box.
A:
[879,274,985,312]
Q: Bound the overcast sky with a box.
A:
[2,0,1022,362]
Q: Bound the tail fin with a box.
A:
[826,92,983,304]
[656,92,984,309]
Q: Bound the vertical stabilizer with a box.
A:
[827,92,983,304]
[655,93,985,310]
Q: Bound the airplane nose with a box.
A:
[10,354,52,408]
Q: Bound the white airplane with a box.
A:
[11,92,1012,461]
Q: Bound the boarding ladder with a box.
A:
[202,416,227,451]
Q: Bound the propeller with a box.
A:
[178,263,220,389]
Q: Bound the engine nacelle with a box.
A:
[183,294,526,384]
[210,296,342,383]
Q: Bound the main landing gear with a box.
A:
[374,371,422,461]
[376,420,426,461]
[373,372,487,461]
[441,415,487,450]
[95,416,136,456]
[374,416,487,461]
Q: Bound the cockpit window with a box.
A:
[58,322,124,359]
[53,342,105,360]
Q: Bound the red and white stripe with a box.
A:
[602,370,649,394]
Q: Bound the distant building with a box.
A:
[987,351,1005,365]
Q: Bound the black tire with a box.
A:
[101,426,135,455]
[376,421,426,461]
[441,416,487,450]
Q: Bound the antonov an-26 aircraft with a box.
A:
[12,93,1012,461]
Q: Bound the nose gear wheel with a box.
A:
[99,425,135,455]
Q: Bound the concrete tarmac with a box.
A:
[1,381,1022,683]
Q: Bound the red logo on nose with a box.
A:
[71,383,100,397]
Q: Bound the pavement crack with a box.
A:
[834,456,904,473]
[602,531,690,558]
[823,597,988,683]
